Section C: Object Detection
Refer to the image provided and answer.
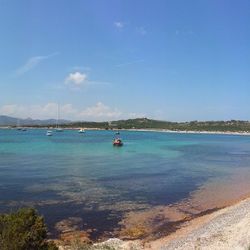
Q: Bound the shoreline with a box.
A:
[127,128,250,136]
[1,126,250,136]
[145,196,250,249]
[56,171,250,249]
[57,196,250,249]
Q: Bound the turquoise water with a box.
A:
[0,129,250,238]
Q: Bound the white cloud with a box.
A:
[65,72,88,86]
[0,104,20,115]
[80,102,122,120]
[0,102,146,121]
[114,21,124,29]
[16,52,59,75]
[0,102,130,121]
[0,103,75,120]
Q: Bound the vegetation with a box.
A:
[0,208,58,250]
[56,118,250,132]
[6,117,250,132]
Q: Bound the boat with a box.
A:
[21,128,27,131]
[113,138,123,146]
[46,130,53,136]
[115,131,120,135]
[78,128,85,133]
[55,104,63,132]
[16,119,22,130]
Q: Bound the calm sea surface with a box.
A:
[0,129,250,238]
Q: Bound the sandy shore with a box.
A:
[145,197,250,250]
[59,197,250,249]
[57,197,250,249]
[127,128,250,136]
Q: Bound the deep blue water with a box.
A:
[0,129,250,238]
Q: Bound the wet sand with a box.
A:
[58,197,250,249]
[146,196,250,249]
[54,166,250,249]
[117,168,250,244]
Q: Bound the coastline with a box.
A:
[127,128,250,136]
[145,196,250,250]
[57,196,250,249]
[56,170,250,249]
[1,126,250,136]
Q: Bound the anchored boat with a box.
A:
[113,138,123,146]
[46,130,53,136]
[78,128,85,133]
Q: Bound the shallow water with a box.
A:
[0,129,250,239]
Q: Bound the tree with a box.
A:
[0,207,58,250]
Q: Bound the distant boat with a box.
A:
[16,119,22,130]
[78,128,85,133]
[113,138,123,146]
[55,104,63,132]
[21,128,27,131]
[46,130,53,136]
[115,131,120,135]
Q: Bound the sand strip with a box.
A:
[146,197,250,250]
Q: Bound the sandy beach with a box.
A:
[146,197,250,250]
[127,128,250,137]
[56,170,250,249]
[58,197,250,249]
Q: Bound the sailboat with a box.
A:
[78,120,85,133]
[78,128,85,133]
[16,119,22,130]
[55,104,63,132]
[16,119,27,131]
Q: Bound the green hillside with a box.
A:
[65,118,250,132]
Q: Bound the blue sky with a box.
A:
[0,0,249,121]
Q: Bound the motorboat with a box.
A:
[113,138,123,146]
[46,130,53,136]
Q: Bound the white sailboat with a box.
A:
[55,104,63,132]
[16,118,27,131]
[78,128,85,133]
[78,120,85,133]
[16,119,22,130]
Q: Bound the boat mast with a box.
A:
[57,104,59,129]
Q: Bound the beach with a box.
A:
[57,196,250,249]
[56,167,250,249]
[145,197,250,250]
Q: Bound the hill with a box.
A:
[1,116,250,132]
[0,115,70,126]
[67,118,250,132]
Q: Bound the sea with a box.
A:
[0,129,250,239]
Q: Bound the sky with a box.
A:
[0,0,249,121]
